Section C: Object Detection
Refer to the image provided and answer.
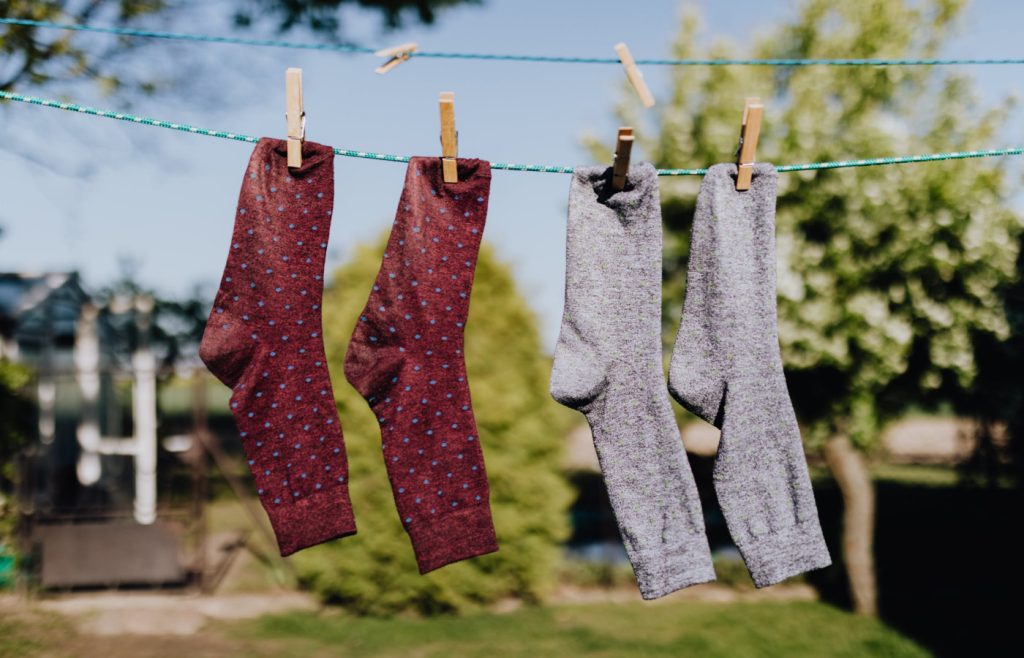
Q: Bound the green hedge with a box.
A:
[291,238,576,615]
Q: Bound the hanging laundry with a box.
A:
[551,163,715,599]
[199,138,355,556]
[344,157,499,573]
[668,163,831,587]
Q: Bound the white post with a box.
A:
[37,378,56,446]
[74,303,102,486]
[132,296,158,525]
[37,318,56,447]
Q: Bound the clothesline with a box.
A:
[3,17,1024,67]
[2,90,1023,175]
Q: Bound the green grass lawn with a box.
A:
[0,605,69,657]
[229,600,929,658]
[0,598,929,658]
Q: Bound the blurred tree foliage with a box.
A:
[291,236,574,615]
[235,0,480,33]
[0,359,32,540]
[0,359,32,483]
[592,0,1022,615]
[0,0,480,92]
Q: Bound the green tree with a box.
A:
[0,360,31,473]
[235,0,481,33]
[0,359,33,542]
[0,0,480,92]
[291,236,574,615]
[0,221,31,546]
[593,0,1022,615]
[969,238,1024,485]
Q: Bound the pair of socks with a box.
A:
[551,162,830,598]
[200,139,497,572]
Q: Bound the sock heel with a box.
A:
[199,310,257,389]
[550,342,608,409]
[343,340,405,401]
[667,366,725,427]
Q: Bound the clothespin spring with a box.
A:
[286,111,307,140]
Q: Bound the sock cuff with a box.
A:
[256,137,335,175]
[734,518,832,588]
[404,156,492,196]
[564,160,664,296]
[263,487,357,557]
[405,503,499,574]
[703,162,777,189]
[572,161,659,204]
[631,535,717,600]
[570,162,660,226]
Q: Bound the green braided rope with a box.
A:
[5,17,1024,67]
[3,90,1022,175]
[0,91,261,143]
[776,149,1024,171]
[658,149,1024,175]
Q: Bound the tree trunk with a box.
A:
[823,435,878,616]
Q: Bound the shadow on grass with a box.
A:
[568,458,1023,657]
[812,479,1024,658]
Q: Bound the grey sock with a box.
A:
[668,163,832,588]
[552,163,716,599]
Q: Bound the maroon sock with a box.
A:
[344,157,499,573]
[200,138,356,556]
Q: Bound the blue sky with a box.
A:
[1,0,1022,351]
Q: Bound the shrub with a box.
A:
[292,237,575,615]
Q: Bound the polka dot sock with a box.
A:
[200,138,356,556]
[344,157,499,573]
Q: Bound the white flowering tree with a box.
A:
[594,0,1023,615]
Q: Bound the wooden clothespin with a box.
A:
[615,42,655,108]
[285,68,304,168]
[439,91,458,184]
[375,42,418,74]
[735,97,764,191]
[611,127,634,191]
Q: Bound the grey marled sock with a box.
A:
[667,163,831,588]
[551,163,715,599]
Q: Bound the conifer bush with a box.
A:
[292,237,575,615]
